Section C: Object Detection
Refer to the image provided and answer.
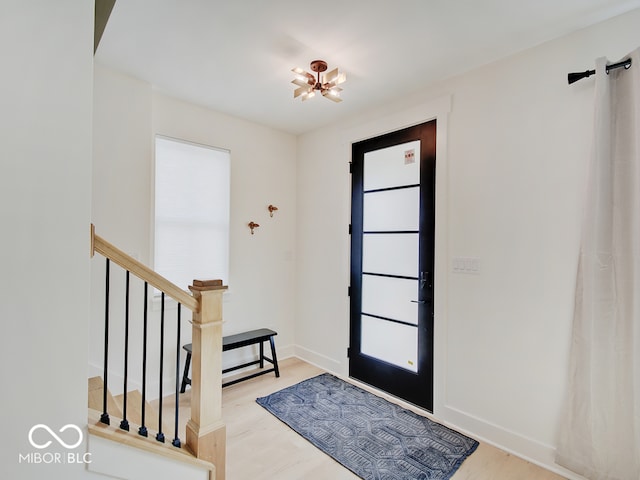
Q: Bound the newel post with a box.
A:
[186,279,228,480]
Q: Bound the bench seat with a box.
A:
[180,328,279,391]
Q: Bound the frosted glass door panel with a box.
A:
[361,316,418,372]
[362,234,418,277]
[362,275,418,325]
[363,187,419,232]
[363,140,420,191]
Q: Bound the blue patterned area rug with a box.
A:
[256,373,478,480]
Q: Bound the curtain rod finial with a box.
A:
[568,69,595,85]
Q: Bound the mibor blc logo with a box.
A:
[19,424,92,465]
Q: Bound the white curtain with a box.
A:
[556,49,640,480]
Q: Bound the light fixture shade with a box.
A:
[292,78,312,88]
[292,67,315,84]
[322,88,342,102]
[292,60,345,102]
[324,67,346,86]
[294,85,312,98]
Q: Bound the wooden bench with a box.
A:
[180,328,280,391]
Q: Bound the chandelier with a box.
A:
[291,60,346,102]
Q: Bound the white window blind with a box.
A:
[154,136,230,291]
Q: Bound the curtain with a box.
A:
[556,49,640,480]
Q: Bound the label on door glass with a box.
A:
[404,149,415,165]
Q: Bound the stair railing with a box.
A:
[90,225,227,480]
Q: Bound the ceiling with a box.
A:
[95,0,640,135]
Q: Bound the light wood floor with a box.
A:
[158,357,565,480]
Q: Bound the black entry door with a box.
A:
[349,120,436,411]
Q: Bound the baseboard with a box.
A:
[274,343,295,362]
[92,344,583,479]
[219,343,296,380]
[439,404,586,480]
[287,349,584,480]
[90,343,298,399]
[293,345,344,375]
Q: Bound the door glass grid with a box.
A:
[360,140,420,372]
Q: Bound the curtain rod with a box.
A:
[567,58,632,84]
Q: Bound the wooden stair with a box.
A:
[88,377,172,436]
[88,376,122,418]
[113,389,174,437]
[113,390,157,432]
[87,377,214,478]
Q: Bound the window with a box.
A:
[154,136,230,290]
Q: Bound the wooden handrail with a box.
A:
[91,225,199,312]
[90,225,226,477]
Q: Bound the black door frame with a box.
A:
[349,120,436,411]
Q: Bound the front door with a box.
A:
[349,120,436,411]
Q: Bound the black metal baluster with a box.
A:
[172,303,182,448]
[120,271,130,431]
[100,259,110,425]
[156,293,166,443]
[138,282,148,437]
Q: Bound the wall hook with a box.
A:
[248,221,260,235]
[268,204,279,217]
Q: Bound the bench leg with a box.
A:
[180,352,192,393]
[259,341,264,369]
[269,336,280,378]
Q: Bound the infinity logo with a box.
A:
[28,424,83,450]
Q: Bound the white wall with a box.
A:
[295,8,640,478]
[89,7,640,478]
[88,435,209,480]
[91,66,298,395]
[0,1,96,478]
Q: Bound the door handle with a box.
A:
[411,300,426,304]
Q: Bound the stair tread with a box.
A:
[113,390,168,433]
[88,381,173,437]
[88,376,123,419]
